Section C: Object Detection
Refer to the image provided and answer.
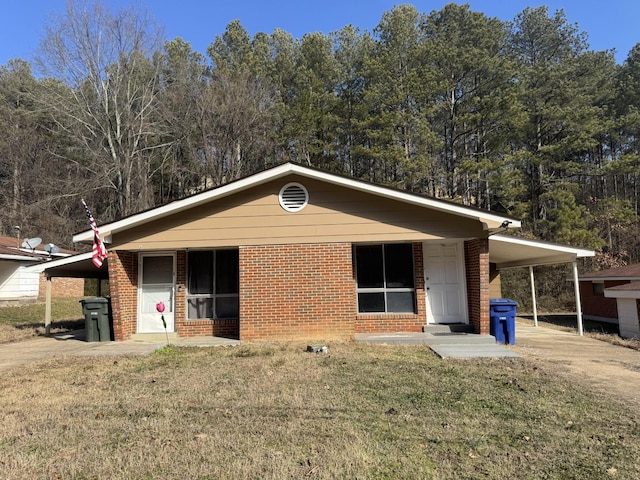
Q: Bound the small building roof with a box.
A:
[579,263,640,281]
[0,235,72,262]
[604,281,640,299]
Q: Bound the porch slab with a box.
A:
[428,343,521,359]
[355,332,521,359]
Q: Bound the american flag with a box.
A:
[81,199,108,268]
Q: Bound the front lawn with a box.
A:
[0,342,638,479]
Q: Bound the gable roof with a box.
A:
[580,263,640,281]
[73,162,520,244]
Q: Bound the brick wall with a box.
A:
[239,243,355,341]
[108,250,138,341]
[580,280,624,320]
[38,273,85,298]
[354,242,425,333]
[174,250,240,338]
[465,238,490,334]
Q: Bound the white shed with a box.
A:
[604,282,640,339]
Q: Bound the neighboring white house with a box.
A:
[0,235,75,304]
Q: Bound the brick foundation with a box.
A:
[465,238,490,334]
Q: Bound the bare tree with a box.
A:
[35,0,166,219]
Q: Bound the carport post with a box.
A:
[572,261,584,336]
[529,266,538,327]
[44,275,52,336]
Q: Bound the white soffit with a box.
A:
[73,163,520,243]
[490,235,595,269]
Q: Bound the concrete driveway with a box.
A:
[509,322,640,409]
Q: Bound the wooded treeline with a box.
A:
[1,1,639,271]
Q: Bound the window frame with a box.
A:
[354,243,416,314]
[186,249,239,320]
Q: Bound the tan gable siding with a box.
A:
[112,176,485,250]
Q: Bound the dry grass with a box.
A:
[587,332,640,351]
[1,342,639,479]
[0,298,84,344]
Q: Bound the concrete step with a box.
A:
[130,332,179,342]
[424,333,497,345]
[423,323,475,334]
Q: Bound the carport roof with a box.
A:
[26,252,109,279]
[489,235,595,269]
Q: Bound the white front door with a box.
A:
[424,242,467,324]
[138,254,175,333]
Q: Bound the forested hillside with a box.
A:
[1,2,638,275]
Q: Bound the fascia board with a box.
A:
[581,276,640,282]
[492,235,595,257]
[23,252,93,272]
[604,290,640,299]
[0,254,42,262]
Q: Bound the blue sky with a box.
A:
[1,1,638,67]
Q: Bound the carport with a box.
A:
[489,235,595,335]
[28,252,109,334]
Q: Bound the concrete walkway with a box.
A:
[355,330,521,359]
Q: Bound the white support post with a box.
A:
[529,266,538,327]
[572,261,584,336]
[44,276,52,336]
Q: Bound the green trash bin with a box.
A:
[80,297,112,342]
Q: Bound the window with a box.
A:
[592,282,604,295]
[355,244,416,313]
[187,249,239,319]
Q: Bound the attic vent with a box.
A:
[279,183,309,212]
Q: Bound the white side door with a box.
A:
[138,254,175,333]
[424,242,467,324]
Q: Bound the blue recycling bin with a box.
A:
[489,298,518,345]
